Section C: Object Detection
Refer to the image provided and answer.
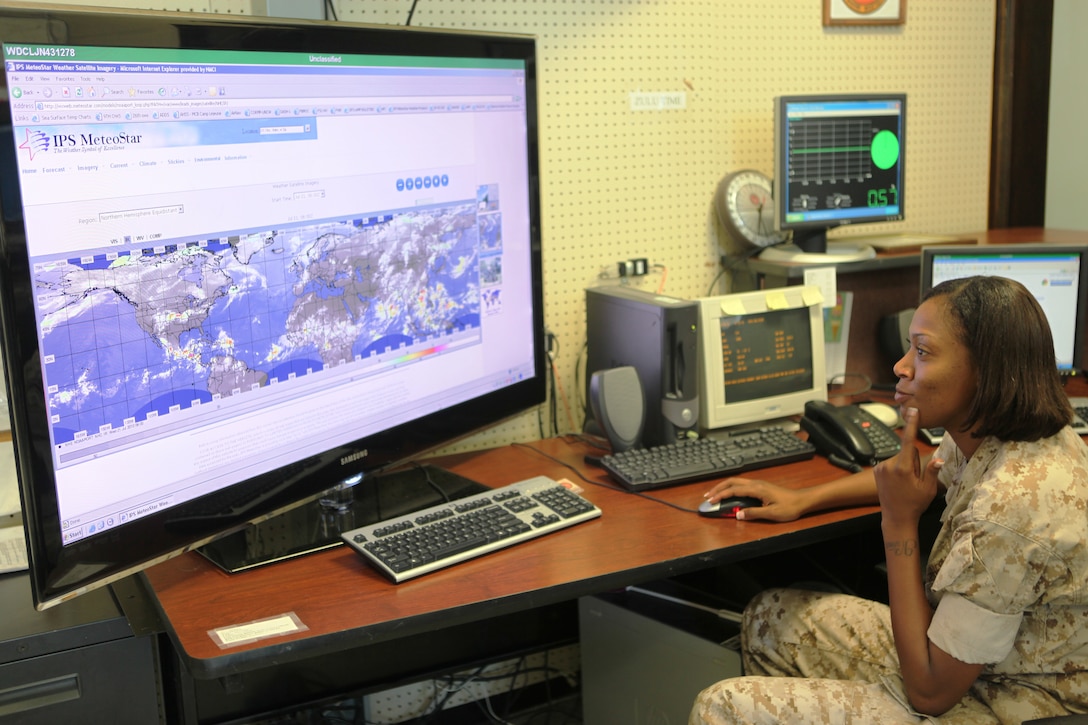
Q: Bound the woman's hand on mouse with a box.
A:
[703,477,806,522]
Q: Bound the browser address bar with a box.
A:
[32,95,517,112]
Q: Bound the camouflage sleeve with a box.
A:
[928,520,1058,666]
[931,521,1050,615]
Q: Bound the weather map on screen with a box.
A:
[38,201,487,448]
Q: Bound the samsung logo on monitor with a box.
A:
[340,449,369,466]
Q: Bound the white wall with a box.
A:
[1046,0,1088,231]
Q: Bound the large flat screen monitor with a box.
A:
[0,5,545,608]
[696,286,827,432]
[766,93,906,263]
[920,244,1088,375]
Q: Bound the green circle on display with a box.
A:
[871,130,900,170]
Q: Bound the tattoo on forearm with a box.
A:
[885,539,918,557]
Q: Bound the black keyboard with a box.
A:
[599,427,815,492]
[1073,399,1088,433]
[919,426,945,446]
[340,476,601,582]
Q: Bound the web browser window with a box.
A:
[930,252,1081,369]
[4,46,535,540]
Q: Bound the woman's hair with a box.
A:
[922,275,1073,441]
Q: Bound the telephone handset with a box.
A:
[800,400,901,467]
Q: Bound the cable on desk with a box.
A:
[630,489,702,514]
[511,439,613,492]
[567,431,609,453]
[511,439,702,514]
[411,461,453,504]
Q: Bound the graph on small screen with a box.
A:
[787,117,899,191]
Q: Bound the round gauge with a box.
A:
[714,169,786,248]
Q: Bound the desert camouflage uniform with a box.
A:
[690,427,1088,724]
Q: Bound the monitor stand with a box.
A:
[195,465,488,573]
[758,241,876,264]
[758,227,877,264]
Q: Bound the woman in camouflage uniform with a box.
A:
[692,276,1088,724]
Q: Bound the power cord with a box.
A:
[545,330,577,435]
[511,439,701,514]
[574,341,588,431]
[710,245,764,296]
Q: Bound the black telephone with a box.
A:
[800,400,901,467]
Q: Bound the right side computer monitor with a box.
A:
[773,93,906,260]
[920,244,1088,374]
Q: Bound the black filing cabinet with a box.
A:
[0,572,161,723]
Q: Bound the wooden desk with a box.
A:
[143,382,1088,722]
[143,436,880,682]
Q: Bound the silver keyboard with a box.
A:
[340,475,601,582]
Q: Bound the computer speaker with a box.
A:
[589,366,645,453]
[878,308,914,366]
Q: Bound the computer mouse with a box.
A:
[859,402,902,428]
[698,496,762,518]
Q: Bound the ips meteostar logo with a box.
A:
[17,128,50,160]
[16,128,144,161]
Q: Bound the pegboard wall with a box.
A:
[47,0,998,454]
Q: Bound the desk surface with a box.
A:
[746,226,1088,278]
[144,435,881,679]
